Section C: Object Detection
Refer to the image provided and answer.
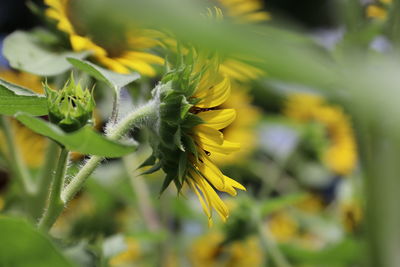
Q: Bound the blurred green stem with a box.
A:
[38,147,69,231]
[388,0,400,47]
[123,154,161,231]
[257,212,292,267]
[31,141,60,219]
[0,116,34,195]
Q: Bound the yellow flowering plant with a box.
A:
[1,0,400,266]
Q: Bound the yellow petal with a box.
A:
[193,125,224,145]
[196,138,240,155]
[197,109,236,130]
[195,75,231,108]
[188,179,212,220]
[224,175,246,191]
[192,174,229,222]
[116,57,157,76]
[123,51,165,65]
[96,55,130,74]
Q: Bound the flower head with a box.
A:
[44,0,164,76]
[146,50,245,224]
[45,75,95,132]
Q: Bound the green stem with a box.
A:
[0,116,34,195]
[38,148,69,231]
[61,101,157,203]
[388,0,400,48]
[257,210,292,267]
[110,88,121,124]
[31,141,60,219]
[123,154,161,231]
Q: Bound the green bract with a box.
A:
[45,75,95,132]
[143,55,205,194]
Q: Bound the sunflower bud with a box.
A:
[45,75,95,132]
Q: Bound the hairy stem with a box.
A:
[110,88,120,124]
[38,148,69,231]
[62,101,157,203]
[31,141,60,219]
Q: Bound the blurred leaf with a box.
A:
[261,193,307,216]
[67,58,140,90]
[78,0,335,89]
[280,239,362,265]
[15,113,136,157]
[3,31,89,76]
[102,235,127,258]
[0,78,47,115]
[0,216,75,267]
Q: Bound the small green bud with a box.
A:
[45,75,95,132]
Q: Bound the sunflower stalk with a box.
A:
[38,147,69,231]
[34,101,158,231]
[31,141,60,220]
[110,88,121,124]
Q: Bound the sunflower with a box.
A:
[44,0,164,76]
[210,82,260,165]
[150,51,246,224]
[284,93,358,175]
[189,231,263,267]
[0,70,47,168]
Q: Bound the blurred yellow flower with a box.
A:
[44,0,164,76]
[296,193,324,213]
[109,237,141,267]
[366,5,387,20]
[210,83,260,165]
[340,202,362,233]
[0,70,47,168]
[217,0,271,22]
[268,211,299,243]
[284,93,358,175]
[189,231,263,267]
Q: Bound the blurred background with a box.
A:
[0,0,383,266]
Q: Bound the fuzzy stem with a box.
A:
[61,101,157,204]
[31,141,60,219]
[38,147,69,231]
[110,88,120,124]
[0,116,34,195]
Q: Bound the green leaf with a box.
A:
[0,78,48,116]
[67,58,140,90]
[15,113,135,157]
[3,31,89,76]
[280,239,362,265]
[139,161,162,175]
[0,216,75,267]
